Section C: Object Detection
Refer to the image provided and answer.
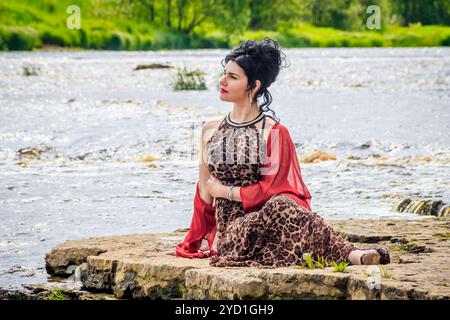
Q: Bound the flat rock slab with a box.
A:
[44,218,450,300]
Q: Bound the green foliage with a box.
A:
[307,0,449,30]
[331,261,349,273]
[173,66,207,91]
[392,244,405,252]
[249,0,304,30]
[46,287,65,300]
[296,252,332,270]
[295,252,349,273]
[362,265,391,279]
[103,31,135,50]
[22,63,40,76]
[313,255,330,269]
[229,30,280,47]
[0,0,450,50]
[379,265,391,278]
[151,31,190,50]
[392,238,428,252]
[212,0,251,35]
[433,232,450,240]
[311,0,366,31]
[391,0,450,26]
[0,26,41,50]
[301,252,316,269]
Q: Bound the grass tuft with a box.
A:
[173,66,207,91]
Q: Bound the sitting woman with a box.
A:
[175,38,390,268]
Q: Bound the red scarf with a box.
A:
[175,122,312,258]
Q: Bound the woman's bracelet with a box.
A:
[227,185,234,201]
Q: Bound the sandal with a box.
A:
[375,247,390,264]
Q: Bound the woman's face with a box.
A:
[219,60,250,103]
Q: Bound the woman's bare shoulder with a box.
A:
[201,118,223,143]
[202,118,222,131]
[265,116,277,130]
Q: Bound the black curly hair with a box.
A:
[221,37,290,122]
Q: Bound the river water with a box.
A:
[0,48,449,289]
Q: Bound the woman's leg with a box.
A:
[210,194,388,268]
[348,249,380,265]
[258,195,386,266]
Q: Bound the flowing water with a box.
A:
[0,48,449,289]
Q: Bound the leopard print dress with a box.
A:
[205,112,358,268]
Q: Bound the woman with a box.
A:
[175,38,390,268]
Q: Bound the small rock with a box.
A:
[133,63,174,71]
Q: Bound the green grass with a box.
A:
[173,67,207,91]
[379,265,391,279]
[362,265,391,280]
[399,239,416,251]
[433,233,450,241]
[392,244,406,252]
[298,252,319,269]
[1,1,450,51]
[392,238,425,252]
[22,63,40,76]
[45,287,65,300]
[0,26,41,50]
[331,261,350,273]
[295,253,349,273]
[296,253,329,270]
[0,0,186,50]
[236,23,450,48]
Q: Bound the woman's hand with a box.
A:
[206,175,225,198]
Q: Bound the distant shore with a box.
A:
[2,0,450,51]
[2,24,450,51]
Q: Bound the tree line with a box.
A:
[113,0,450,34]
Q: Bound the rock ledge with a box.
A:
[41,218,449,300]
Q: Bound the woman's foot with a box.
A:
[375,247,390,264]
[348,249,381,265]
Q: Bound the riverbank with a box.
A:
[2,23,450,51]
[1,1,450,51]
[2,217,448,300]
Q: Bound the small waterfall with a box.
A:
[393,199,449,217]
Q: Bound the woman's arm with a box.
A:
[206,176,242,201]
[198,120,222,205]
